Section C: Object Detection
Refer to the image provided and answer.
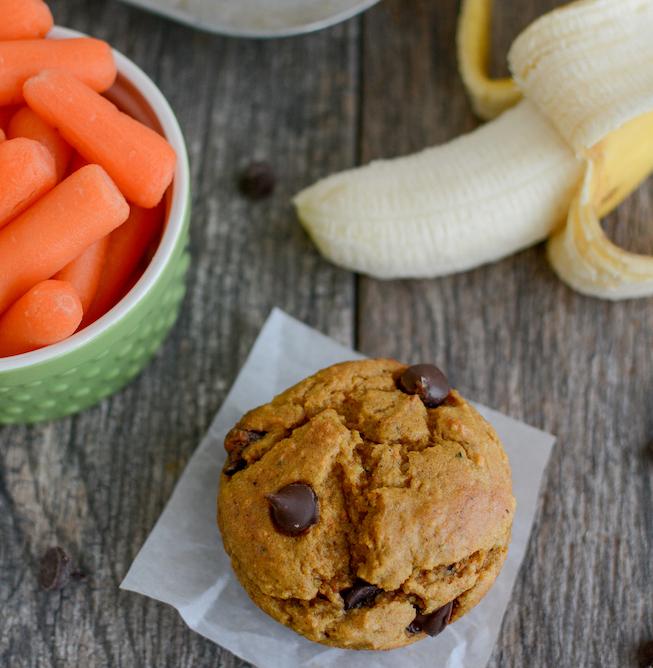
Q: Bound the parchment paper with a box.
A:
[121,308,555,668]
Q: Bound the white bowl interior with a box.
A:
[119,0,380,39]
[0,26,190,372]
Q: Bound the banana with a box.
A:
[508,0,653,153]
[295,100,581,278]
[294,0,653,299]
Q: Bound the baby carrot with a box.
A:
[24,69,176,208]
[83,204,163,324]
[0,0,54,41]
[8,107,72,181]
[0,136,56,229]
[0,38,116,105]
[0,280,82,357]
[66,152,87,175]
[0,106,19,132]
[55,237,109,312]
[0,164,129,315]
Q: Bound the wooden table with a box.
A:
[2,0,652,666]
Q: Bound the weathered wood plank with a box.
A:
[358,1,653,667]
[2,0,652,666]
[0,1,359,665]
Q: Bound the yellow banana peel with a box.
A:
[456,0,521,120]
[461,0,653,299]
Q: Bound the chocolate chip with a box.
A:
[38,547,85,591]
[238,161,276,200]
[638,640,653,668]
[341,579,382,610]
[223,458,247,476]
[267,482,318,536]
[407,601,454,636]
[223,429,266,476]
[399,364,450,408]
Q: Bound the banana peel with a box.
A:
[509,0,653,299]
[456,0,521,120]
[548,114,653,299]
[294,0,653,300]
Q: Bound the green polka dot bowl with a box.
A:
[0,27,190,424]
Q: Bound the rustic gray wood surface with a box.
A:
[1,0,652,666]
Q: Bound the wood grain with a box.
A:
[358,2,653,667]
[0,1,358,666]
[1,0,651,666]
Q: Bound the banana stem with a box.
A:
[457,0,522,120]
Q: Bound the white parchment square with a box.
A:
[121,308,555,668]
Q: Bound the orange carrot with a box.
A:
[24,69,176,208]
[54,237,109,312]
[8,107,72,181]
[0,136,56,228]
[0,0,54,41]
[83,204,163,324]
[0,129,4,143]
[0,164,129,314]
[0,106,19,132]
[0,39,116,105]
[116,268,141,304]
[0,280,82,357]
[66,151,87,175]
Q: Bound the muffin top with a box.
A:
[218,359,515,650]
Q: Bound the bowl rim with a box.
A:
[0,26,190,373]
[118,0,380,39]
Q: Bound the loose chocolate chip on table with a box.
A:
[267,482,318,536]
[238,161,276,200]
[638,640,653,668]
[38,546,85,591]
[341,579,382,610]
[223,429,266,476]
[399,364,450,408]
[407,601,454,636]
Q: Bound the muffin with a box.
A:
[217,359,515,650]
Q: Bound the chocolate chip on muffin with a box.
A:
[223,428,266,476]
[398,363,450,407]
[407,601,454,637]
[341,579,382,610]
[267,482,318,536]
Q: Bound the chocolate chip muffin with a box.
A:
[217,359,515,650]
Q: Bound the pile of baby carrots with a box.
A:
[0,0,177,358]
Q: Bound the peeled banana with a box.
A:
[294,0,653,300]
[294,100,581,278]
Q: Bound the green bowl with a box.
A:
[0,27,191,424]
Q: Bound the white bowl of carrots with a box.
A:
[0,0,190,423]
